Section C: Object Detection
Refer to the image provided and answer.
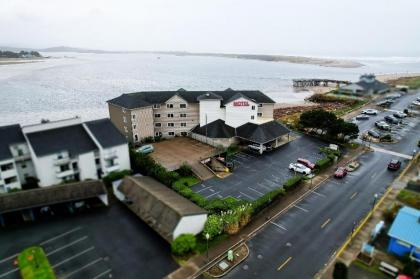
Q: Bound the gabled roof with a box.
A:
[118,176,207,242]
[0,180,107,214]
[0,124,25,161]
[107,89,275,109]
[85,118,127,148]
[224,92,256,105]
[236,121,290,144]
[388,206,420,248]
[26,124,98,157]
[191,119,236,138]
[197,92,223,101]
[356,79,389,93]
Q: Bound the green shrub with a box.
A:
[283,176,303,191]
[189,193,208,208]
[171,234,197,256]
[333,262,348,279]
[203,215,224,239]
[177,163,193,177]
[102,169,132,187]
[252,188,286,213]
[141,136,154,143]
[315,157,332,171]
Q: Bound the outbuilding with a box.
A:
[116,176,208,242]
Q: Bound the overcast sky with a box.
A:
[1,0,419,57]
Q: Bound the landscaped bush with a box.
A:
[252,187,286,213]
[315,157,333,171]
[177,163,193,177]
[173,176,200,188]
[18,246,56,279]
[380,134,392,142]
[102,169,132,187]
[333,262,348,279]
[204,197,241,213]
[171,234,197,256]
[141,136,154,143]
[203,215,224,239]
[283,175,303,191]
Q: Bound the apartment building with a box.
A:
[0,117,130,192]
[107,88,276,143]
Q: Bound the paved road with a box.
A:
[0,203,177,279]
[192,135,328,201]
[226,91,419,279]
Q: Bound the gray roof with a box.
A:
[0,180,107,213]
[236,121,290,144]
[107,88,275,109]
[0,124,25,161]
[356,80,389,93]
[191,119,236,138]
[224,92,255,105]
[118,176,207,242]
[197,92,223,101]
[85,118,127,148]
[26,124,98,157]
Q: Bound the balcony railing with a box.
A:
[14,153,31,162]
[54,157,70,165]
[55,169,74,178]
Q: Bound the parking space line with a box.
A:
[0,267,18,278]
[239,191,255,200]
[197,186,212,193]
[0,253,19,264]
[277,256,292,271]
[205,191,221,199]
[46,236,88,256]
[92,269,112,279]
[311,189,326,198]
[270,221,287,231]
[52,246,95,268]
[217,194,223,198]
[248,187,264,196]
[62,258,103,279]
[257,183,272,191]
[321,218,331,229]
[294,205,309,212]
[40,227,82,246]
[350,192,358,200]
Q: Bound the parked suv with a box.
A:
[297,158,315,169]
[393,111,407,119]
[384,115,401,124]
[375,121,391,131]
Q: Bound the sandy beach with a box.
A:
[0,58,45,65]
[376,72,420,82]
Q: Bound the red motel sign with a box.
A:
[233,101,249,107]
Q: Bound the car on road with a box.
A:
[297,158,315,169]
[289,163,311,175]
[362,109,378,115]
[384,115,401,124]
[136,144,154,154]
[334,167,348,178]
[393,111,407,118]
[367,130,380,138]
[355,114,370,120]
[387,159,401,170]
[375,121,391,131]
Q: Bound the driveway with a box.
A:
[0,203,177,279]
[191,135,328,201]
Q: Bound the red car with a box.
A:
[297,158,315,170]
[387,159,401,170]
[334,167,348,178]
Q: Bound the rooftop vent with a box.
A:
[177,88,186,92]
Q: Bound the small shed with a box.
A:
[117,176,207,242]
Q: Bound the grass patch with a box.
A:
[173,176,200,188]
[18,246,56,279]
[387,76,420,89]
[352,259,387,278]
[195,233,229,254]
[397,189,420,209]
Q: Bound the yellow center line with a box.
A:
[321,218,331,229]
[277,256,293,271]
[350,192,358,200]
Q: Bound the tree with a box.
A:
[171,234,197,256]
[203,215,224,239]
[333,262,348,279]
[300,109,337,131]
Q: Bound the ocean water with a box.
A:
[1,52,420,126]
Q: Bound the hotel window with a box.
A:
[251,115,255,120]
[155,132,162,137]
[153,104,160,109]
[166,103,174,108]
[132,114,135,119]
[251,105,255,110]
[258,104,263,107]
[154,113,161,118]
[0,163,14,171]
[134,134,139,142]
[168,123,174,127]
[180,103,187,108]
[133,124,136,129]
[167,113,174,118]
[168,132,175,136]
[181,122,187,127]
[155,123,162,127]
[4,176,17,185]
[60,164,70,172]
[180,113,187,118]
[257,112,263,117]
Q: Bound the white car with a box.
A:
[362,109,378,115]
[289,163,311,175]
[412,100,420,106]
[248,144,266,152]
[393,111,407,118]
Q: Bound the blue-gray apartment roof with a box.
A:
[388,206,420,248]
[85,118,127,148]
[0,124,25,161]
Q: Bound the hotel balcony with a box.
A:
[13,153,31,162]
[55,169,74,178]
[54,157,71,165]
[105,164,120,173]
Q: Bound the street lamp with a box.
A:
[205,233,210,263]
[372,193,379,210]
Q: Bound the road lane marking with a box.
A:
[52,246,95,268]
[294,205,309,212]
[40,227,82,245]
[46,236,88,256]
[240,191,255,200]
[0,267,18,278]
[248,187,264,196]
[277,256,292,271]
[270,221,287,231]
[321,218,331,229]
[61,258,103,279]
[350,192,358,200]
[92,269,112,279]
[205,191,221,198]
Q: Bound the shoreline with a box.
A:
[376,72,420,82]
[0,58,45,66]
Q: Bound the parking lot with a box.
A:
[0,203,177,279]
[191,135,328,201]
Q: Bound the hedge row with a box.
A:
[283,175,304,191]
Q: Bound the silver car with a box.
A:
[289,163,311,175]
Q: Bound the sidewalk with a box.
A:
[166,146,365,279]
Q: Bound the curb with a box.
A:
[206,243,250,278]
